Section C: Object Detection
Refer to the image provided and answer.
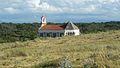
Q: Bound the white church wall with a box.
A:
[65,29,80,36]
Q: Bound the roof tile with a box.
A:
[40,24,65,30]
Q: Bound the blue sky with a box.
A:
[0,0,120,23]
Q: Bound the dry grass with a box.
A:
[0,30,120,68]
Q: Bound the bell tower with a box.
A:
[41,16,47,27]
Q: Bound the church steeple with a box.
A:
[41,16,47,27]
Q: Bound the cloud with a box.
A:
[3,7,19,14]
[0,0,120,22]
[0,0,120,14]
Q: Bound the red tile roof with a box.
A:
[40,24,65,30]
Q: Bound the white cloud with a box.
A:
[0,7,19,14]
[26,0,40,8]
[98,0,116,3]
[35,2,60,13]
[0,0,120,15]
[4,7,18,14]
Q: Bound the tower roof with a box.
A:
[41,16,46,18]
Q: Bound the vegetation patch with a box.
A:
[0,30,120,68]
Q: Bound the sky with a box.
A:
[0,0,120,23]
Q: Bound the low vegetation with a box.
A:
[0,30,120,68]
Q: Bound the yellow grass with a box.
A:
[0,30,120,68]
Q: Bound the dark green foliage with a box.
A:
[0,23,40,43]
[0,21,120,43]
[76,21,120,33]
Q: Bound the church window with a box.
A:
[40,33,43,37]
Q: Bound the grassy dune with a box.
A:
[0,30,120,68]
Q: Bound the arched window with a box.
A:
[60,33,64,37]
[40,33,43,37]
[66,33,68,35]
[68,32,69,35]
[70,32,72,35]
[73,32,75,35]
[53,33,56,37]
[47,33,50,37]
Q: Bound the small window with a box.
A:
[60,33,64,37]
[68,32,69,35]
[73,32,75,35]
[53,33,56,37]
[47,33,50,37]
[70,32,72,35]
[40,33,43,37]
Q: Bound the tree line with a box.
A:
[76,21,120,33]
[0,23,40,43]
[0,21,120,43]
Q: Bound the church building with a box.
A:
[38,16,80,37]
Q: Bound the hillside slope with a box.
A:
[0,30,120,68]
